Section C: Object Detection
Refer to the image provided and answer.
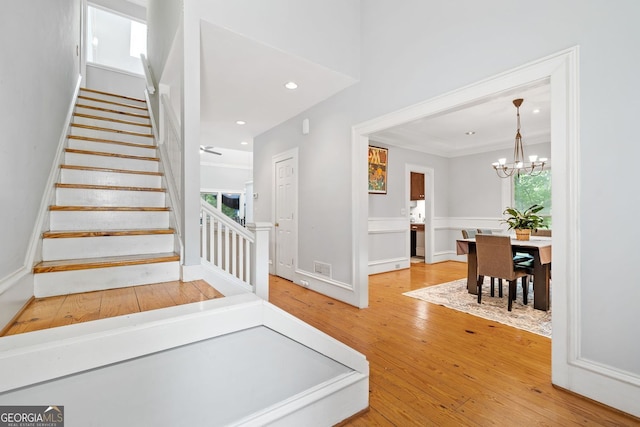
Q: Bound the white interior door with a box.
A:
[275,156,297,281]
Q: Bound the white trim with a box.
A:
[368,258,410,275]
[295,269,354,292]
[367,216,406,233]
[352,132,370,308]
[24,76,82,280]
[405,164,435,263]
[85,62,144,79]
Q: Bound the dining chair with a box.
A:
[475,235,530,311]
[462,229,502,296]
[475,228,533,279]
[461,229,476,239]
[476,229,493,235]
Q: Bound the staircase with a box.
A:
[33,88,180,298]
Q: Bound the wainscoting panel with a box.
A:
[368,217,409,275]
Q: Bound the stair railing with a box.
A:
[158,93,183,238]
[200,199,271,299]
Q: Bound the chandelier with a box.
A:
[492,98,547,178]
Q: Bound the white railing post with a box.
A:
[247,222,272,300]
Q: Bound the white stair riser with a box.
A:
[75,105,150,124]
[60,168,162,188]
[77,97,147,115]
[79,91,147,109]
[64,152,159,172]
[73,116,152,135]
[56,188,166,207]
[50,210,170,230]
[34,261,180,297]
[70,125,154,145]
[68,138,156,158]
[42,234,175,261]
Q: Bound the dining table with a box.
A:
[456,236,552,311]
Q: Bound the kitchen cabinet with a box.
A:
[410,172,425,200]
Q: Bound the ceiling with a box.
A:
[146,9,550,159]
[370,81,551,158]
[198,22,357,154]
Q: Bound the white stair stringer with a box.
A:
[34,87,180,297]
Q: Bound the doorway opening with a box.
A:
[353,47,579,386]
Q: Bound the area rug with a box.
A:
[403,279,551,338]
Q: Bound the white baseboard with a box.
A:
[368,258,409,275]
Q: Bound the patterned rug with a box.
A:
[403,278,552,338]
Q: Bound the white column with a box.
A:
[247,222,272,300]
[181,2,201,267]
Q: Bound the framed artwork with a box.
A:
[368,145,388,194]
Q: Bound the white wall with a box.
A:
[200,148,253,192]
[85,64,146,98]
[146,0,183,119]
[252,0,640,416]
[0,0,80,324]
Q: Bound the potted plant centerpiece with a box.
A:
[502,204,547,241]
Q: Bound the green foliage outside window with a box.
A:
[513,170,552,228]
[201,193,240,220]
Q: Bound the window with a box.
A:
[87,5,147,75]
[513,170,552,227]
[201,192,245,225]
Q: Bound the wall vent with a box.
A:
[313,261,332,278]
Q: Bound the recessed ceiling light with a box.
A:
[236,120,246,125]
[240,141,248,145]
[284,81,298,90]
[465,131,476,135]
[532,108,541,114]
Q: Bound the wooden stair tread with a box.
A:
[76,103,150,119]
[33,252,180,274]
[80,87,146,103]
[65,148,159,162]
[71,123,153,138]
[60,165,163,176]
[68,135,156,150]
[43,229,175,239]
[55,183,166,192]
[49,205,170,211]
[74,112,152,128]
[77,95,148,111]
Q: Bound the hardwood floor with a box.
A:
[270,261,640,426]
[2,263,638,425]
[1,280,223,336]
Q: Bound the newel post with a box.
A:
[247,222,272,300]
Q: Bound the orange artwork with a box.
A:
[368,146,388,194]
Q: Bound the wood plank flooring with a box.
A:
[1,280,223,336]
[2,262,638,425]
[269,261,640,426]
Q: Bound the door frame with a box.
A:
[406,164,434,263]
[271,148,299,279]
[352,47,588,396]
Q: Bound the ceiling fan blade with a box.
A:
[199,145,222,155]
